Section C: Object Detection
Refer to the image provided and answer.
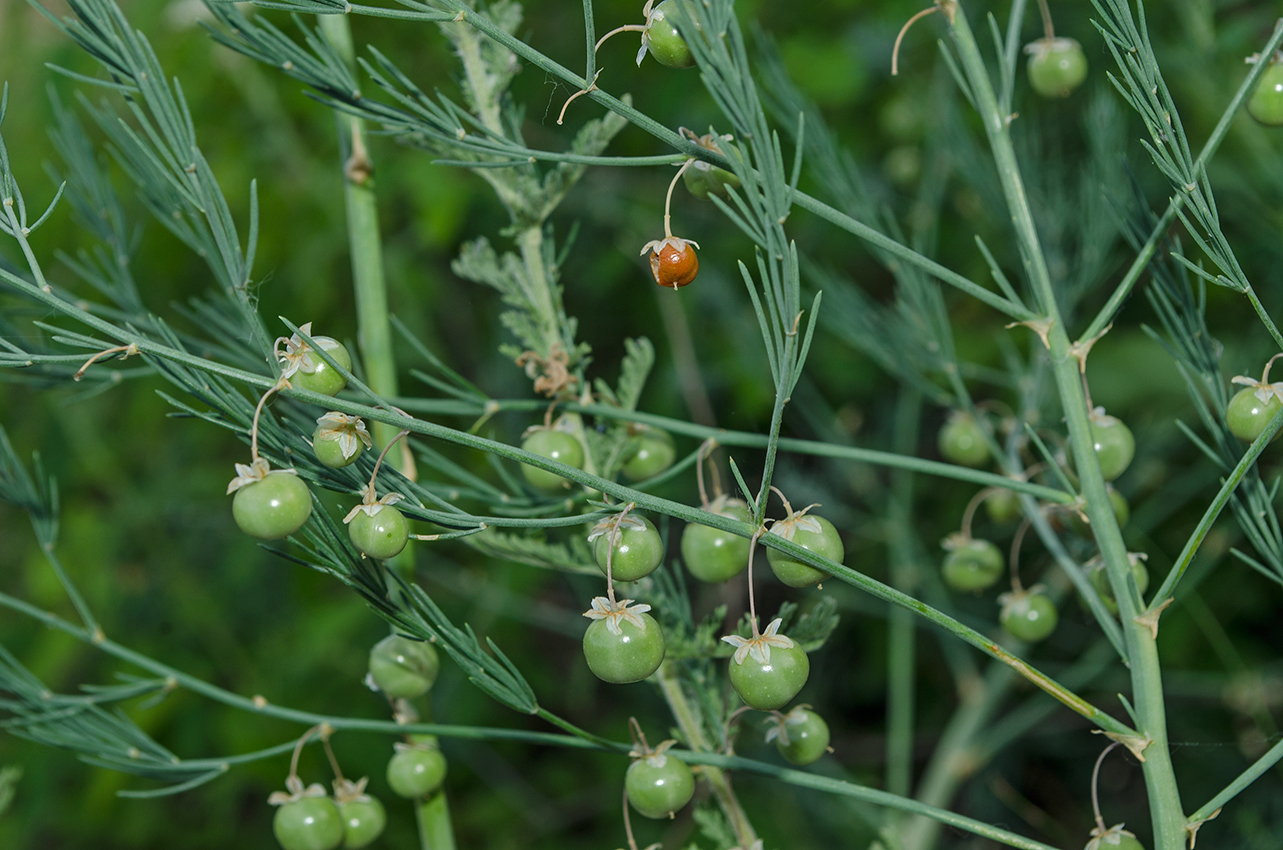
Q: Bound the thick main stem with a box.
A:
[655,662,757,848]
[886,388,921,801]
[947,6,1185,847]
[317,15,401,454]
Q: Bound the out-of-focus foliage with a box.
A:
[1,0,1282,848]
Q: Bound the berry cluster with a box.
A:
[935,400,1140,644]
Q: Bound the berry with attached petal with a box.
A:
[999,588,1058,642]
[766,498,843,588]
[345,491,409,560]
[1089,553,1150,616]
[276,322,351,397]
[683,133,741,200]
[590,513,664,582]
[269,778,343,850]
[313,413,372,469]
[1085,824,1145,850]
[1227,368,1283,442]
[332,779,385,849]
[723,618,810,710]
[639,0,699,69]
[582,597,666,683]
[766,706,830,766]
[1026,37,1088,98]
[641,236,699,288]
[625,744,695,819]
[228,459,312,540]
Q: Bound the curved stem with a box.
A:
[1034,0,1054,40]
[662,159,695,239]
[595,23,645,53]
[892,6,940,76]
[1008,517,1031,592]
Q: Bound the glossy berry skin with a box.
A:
[648,238,699,288]
[368,635,440,699]
[644,0,697,69]
[773,708,831,766]
[1089,414,1135,481]
[625,755,695,819]
[1026,38,1088,98]
[1248,62,1283,126]
[583,613,665,683]
[767,516,843,588]
[386,747,447,799]
[681,498,752,583]
[349,505,409,560]
[233,474,312,540]
[942,539,1004,592]
[1227,387,1282,442]
[594,516,664,582]
[1091,558,1150,616]
[729,642,809,710]
[337,797,386,849]
[313,428,363,469]
[1000,591,1058,642]
[984,488,1021,523]
[273,797,344,850]
[938,413,989,467]
[520,429,584,491]
[293,342,352,397]
[621,428,676,481]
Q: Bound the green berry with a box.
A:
[293,341,352,397]
[625,753,695,819]
[337,797,385,849]
[582,610,665,683]
[1000,590,1058,642]
[273,797,344,850]
[681,497,752,583]
[767,514,843,588]
[592,515,665,582]
[984,487,1022,523]
[1026,37,1088,98]
[368,635,440,699]
[1088,412,1135,481]
[727,626,810,711]
[233,472,312,540]
[770,707,830,766]
[942,538,1004,592]
[1248,60,1283,126]
[642,0,698,69]
[348,504,409,560]
[386,746,447,799]
[683,135,741,200]
[621,427,676,481]
[1227,385,1282,443]
[520,427,585,491]
[938,412,990,467]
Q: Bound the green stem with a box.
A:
[948,5,1185,846]
[656,662,757,849]
[886,388,921,801]
[0,590,596,749]
[316,14,401,453]
[1187,737,1283,825]
[0,274,1111,732]
[416,792,457,850]
[1152,403,1283,603]
[898,664,1016,850]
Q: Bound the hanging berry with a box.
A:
[1247,52,1283,127]
[275,322,352,397]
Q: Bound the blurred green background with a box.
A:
[2,0,1283,848]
